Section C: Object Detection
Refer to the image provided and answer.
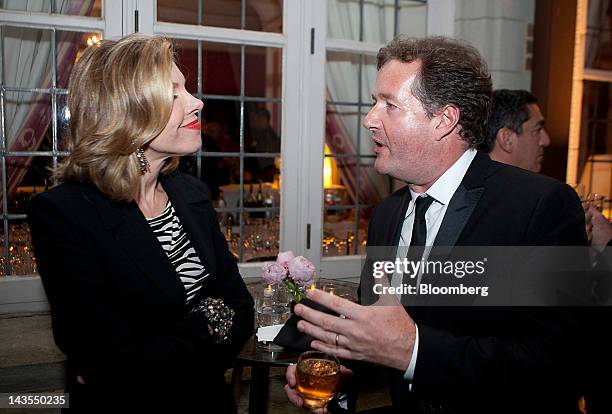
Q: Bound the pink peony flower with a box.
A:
[276,250,296,269]
[262,261,287,284]
[288,256,316,286]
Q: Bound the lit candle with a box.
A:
[310,282,317,291]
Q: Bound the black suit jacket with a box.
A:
[28,173,254,411]
[360,152,588,413]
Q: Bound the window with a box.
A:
[0,0,107,276]
[322,0,427,260]
[568,0,612,217]
[0,0,440,284]
[154,1,284,264]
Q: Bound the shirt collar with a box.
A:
[409,148,477,206]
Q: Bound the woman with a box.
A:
[28,34,254,411]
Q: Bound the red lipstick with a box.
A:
[182,119,201,130]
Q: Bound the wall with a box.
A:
[455,0,535,90]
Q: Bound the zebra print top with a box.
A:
[147,200,209,309]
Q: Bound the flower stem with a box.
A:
[282,277,304,303]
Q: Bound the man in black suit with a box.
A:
[285,36,588,413]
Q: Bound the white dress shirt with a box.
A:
[396,149,478,383]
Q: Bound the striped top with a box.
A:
[147,200,209,309]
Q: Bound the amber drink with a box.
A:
[296,351,340,410]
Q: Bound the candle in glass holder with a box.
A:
[323,283,336,296]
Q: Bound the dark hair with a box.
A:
[479,89,538,153]
[377,36,492,148]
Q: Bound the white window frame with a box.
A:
[0,0,124,313]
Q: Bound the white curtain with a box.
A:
[0,0,94,201]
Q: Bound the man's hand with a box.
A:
[587,205,612,251]
[284,363,353,414]
[293,289,417,371]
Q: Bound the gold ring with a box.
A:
[335,333,340,347]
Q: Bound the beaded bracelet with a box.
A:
[195,297,235,344]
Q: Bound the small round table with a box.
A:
[231,335,299,413]
[234,278,358,413]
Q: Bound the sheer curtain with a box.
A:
[1,0,94,201]
[325,0,402,206]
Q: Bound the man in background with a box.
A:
[479,89,550,173]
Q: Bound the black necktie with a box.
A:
[407,195,435,262]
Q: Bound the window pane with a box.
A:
[245,0,283,33]
[326,51,361,103]
[0,0,101,17]
[7,156,54,215]
[246,102,281,154]
[360,54,377,104]
[157,0,282,33]
[245,46,282,98]
[322,157,391,257]
[4,92,52,153]
[57,31,102,89]
[1,26,52,89]
[585,0,612,70]
[328,0,427,43]
[326,52,374,105]
[362,0,398,44]
[203,99,241,152]
[395,1,428,39]
[577,81,612,202]
[323,206,357,256]
[203,43,241,96]
[326,104,361,155]
[172,38,200,94]
[359,110,376,157]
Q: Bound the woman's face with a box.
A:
[145,63,204,162]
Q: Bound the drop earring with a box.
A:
[135,147,150,175]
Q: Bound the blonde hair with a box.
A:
[54,33,180,201]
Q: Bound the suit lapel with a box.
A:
[433,184,484,249]
[83,185,186,306]
[420,152,489,308]
[433,151,490,250]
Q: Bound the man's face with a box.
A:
[511,103,551,173]
[363,59,439,184]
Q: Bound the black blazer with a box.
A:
[360,152,589,413]
[28,173,254,410]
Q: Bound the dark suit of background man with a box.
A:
[285,36,588,414]
[480,89,611,414]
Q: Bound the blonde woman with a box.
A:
[28,34,253,412]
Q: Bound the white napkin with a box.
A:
[256,324,284,342]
